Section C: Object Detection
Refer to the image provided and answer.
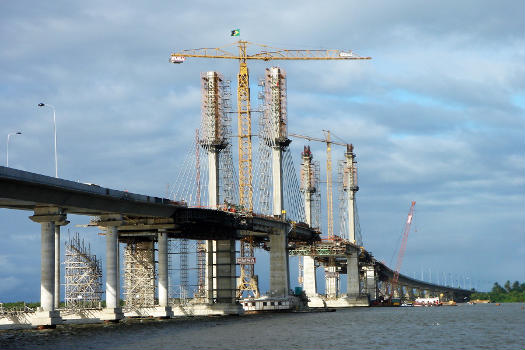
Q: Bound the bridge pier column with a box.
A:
[325,264,339,299]
[346,250,360,298]
[29,207,66,326]
[54,220,68,310]
[215,240,237,303]
[205,240,214,303]
[407,287,415,301]
[203,239,241,314]
[152,230,172,318]
[269,231,290,298]
[158,231,169,306]
[303,256,324,307]
[363,265,377,300]
[98,215,124,322]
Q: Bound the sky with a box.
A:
[0,0,523,301]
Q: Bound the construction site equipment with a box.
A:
[290,131,352,299]
[171,40,370,298]
[289,131,350,239]
[124,240,156,308]
[391,201,416,297]
[171,41,370,213]
[64,233,103,309]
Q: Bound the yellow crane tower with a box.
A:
[170,40,370,298]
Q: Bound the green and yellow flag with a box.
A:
[231,29,240,37]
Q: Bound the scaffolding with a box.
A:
[179,238,189,303]
[200,71,237,207]
[124,240,155,308]
[195,240,207,299]
[64,233,103,309]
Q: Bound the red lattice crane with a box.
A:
[391,201,416,295]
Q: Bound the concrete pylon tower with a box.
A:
[201,72,239,310]
[342,144,359,243]
[201,71,228,208]
[300,146,320,301]
[264,67,291,297]
[265,67,290,217]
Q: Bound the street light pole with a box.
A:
[38,103,58,178]
[6,132,22,167]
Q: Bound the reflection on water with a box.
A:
[0,303,523,350]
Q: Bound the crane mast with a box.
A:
[236,41,253,211]
[323,130,334,239]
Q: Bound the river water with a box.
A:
[0,303,523,349]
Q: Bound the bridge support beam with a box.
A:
[29,207,67,326]
[98,215,124,322]
[269,231,290,298]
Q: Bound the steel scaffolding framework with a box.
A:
[64,233,103,309]
[124,240,155,308]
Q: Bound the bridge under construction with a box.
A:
[0,41,471,328]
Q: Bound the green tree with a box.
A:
[492,282,505,294]
[504,280,512,293]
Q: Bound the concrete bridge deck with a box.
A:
[0,166,319,242]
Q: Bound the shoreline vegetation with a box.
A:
[1,282,523,309]
[470,281,525,303]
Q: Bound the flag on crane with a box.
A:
[231,29,240,37]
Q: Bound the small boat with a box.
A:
[413,297,443,307]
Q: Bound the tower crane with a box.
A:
[170,40,371,298]
[390,201,416,300]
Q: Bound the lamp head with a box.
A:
[38,103,45,107]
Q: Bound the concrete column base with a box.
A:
[99,307,124,321]
[150,306,174,318]
[30,310,62,327]
[59,309,105,324]
[183,303,244,316]
[324,295,369,307]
